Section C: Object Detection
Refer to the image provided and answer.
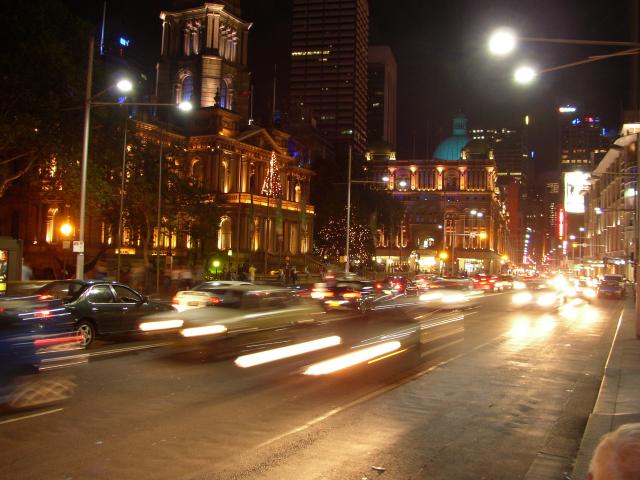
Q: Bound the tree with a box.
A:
[314,206,375,266]
[0,0,91,198]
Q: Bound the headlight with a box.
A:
[180,324,227,337]
[513,281,526,290]
[140,319,184,331]
[583,287,596,299]
[512,292,533,305]
[536,293,557,307]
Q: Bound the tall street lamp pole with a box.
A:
[76,37,95,280]
[345,146,352,274]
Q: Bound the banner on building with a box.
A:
[564,171,590,213]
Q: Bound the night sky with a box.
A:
[62,0,637,180]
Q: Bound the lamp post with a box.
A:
[77,37,192,281]
[344,151,390,274]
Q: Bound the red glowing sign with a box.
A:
[557,208,565,239]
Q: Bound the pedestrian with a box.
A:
[587,422,640,480]
[21,262,33,281]
[248,264,256,282]
[291,266,298,285]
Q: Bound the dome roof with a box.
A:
[433,113,471,161]
[463,139,492,159]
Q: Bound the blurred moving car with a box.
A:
[311,279,376,312]
[597,274,625,299]
[375,276,420,295]
[494,274,515,291]
[172,281,254,311]
[511,279,565,309]
[471,274,498,291]
[34,280,175,347]
[428,277,472,290]
[0,295,80,409]
[413,274,436,290]
[140,285,323,340]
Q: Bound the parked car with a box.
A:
[33,280,175,347]
[471,274,498,291]
[172,281,254,311]
[597,274,625,299]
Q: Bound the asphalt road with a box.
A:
[0,292,623,480]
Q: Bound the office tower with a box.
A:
[368,46,397,149]
[290,0,369,157]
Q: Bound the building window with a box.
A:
[176,70,194,104]
[45,207,59,243]
[218,216,232,250]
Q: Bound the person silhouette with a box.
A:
[587,423,640,480]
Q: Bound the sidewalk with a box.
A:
[571,297,640,479]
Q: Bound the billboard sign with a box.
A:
[564,171,590,213]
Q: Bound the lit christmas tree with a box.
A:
[261,151,282,198]
[314,206,374,265]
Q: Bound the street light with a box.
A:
[514,65,537,85]
[76,36,134,280]
[488,28,517,56]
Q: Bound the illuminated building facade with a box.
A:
[0,1,314,279]
[368,114,509,274]
[289,0,369,156]
[583,122,639,279]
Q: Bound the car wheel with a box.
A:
[75,320,96,348]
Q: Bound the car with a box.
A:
[413,274,436,290]
[311,279,376,312]
[471,274,498,291]
[571,279,597,302]
[511,280,565,309]
[494,274,515,291]
[375,276,420,295]
[139,285,323,340]
[172,281,254,311]
[33,280,175,347]
[0,296,80,409]
[597,274,625,299]
[428,277,472,290]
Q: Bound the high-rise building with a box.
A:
[559,113,609,173]
[289,0,369,157]
[368,46,397,149]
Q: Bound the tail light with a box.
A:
[375,283,383,290]
[172,297,180,304]
[34,310,51,318]
[208,296,221,305]
[489,278,496,284]
[38,294,54,301]
[342,292,361,299]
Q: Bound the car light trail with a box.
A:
[303,341,401,376]
[180,324,227,337]
[512,291,533,305]
[235,335,342,368]
[139,319,184,331]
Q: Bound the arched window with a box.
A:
[176,70,194,104]
[218,216,232,250]
[220,79,228,109]
[294,184,302,203]
[191,158,204,185]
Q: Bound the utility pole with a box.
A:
[345,146,352,274]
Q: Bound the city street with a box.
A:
[0,292,622,480]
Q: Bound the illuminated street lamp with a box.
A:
[60,222,73,237]
[488,28,517,56]
[514,65,537,84]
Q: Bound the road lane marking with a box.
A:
[40,342,170,365]
[256,333,503,450]
[0,408,63,425]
